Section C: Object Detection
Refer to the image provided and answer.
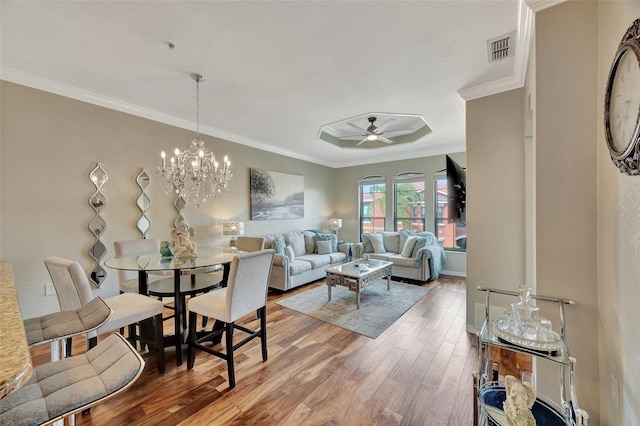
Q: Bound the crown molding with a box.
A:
[459,0,569,101]
[525,0,567,13]
[0,67,181,125]
[331,141,467,168]
[457,0,534,101]
[457,73,525,102]
[0,67,333,167]
[2,66,444,169]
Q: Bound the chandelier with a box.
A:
[158,73,232,207]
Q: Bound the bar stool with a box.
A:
[44,257,165,373]
[0,333,144,426]
[23,297,112,362]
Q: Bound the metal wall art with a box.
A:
[88,163,108,287]
[136,169,151,238]
[174,196,186,229]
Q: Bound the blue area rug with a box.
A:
[277,280,430,338]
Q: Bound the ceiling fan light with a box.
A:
[367,134,378,141]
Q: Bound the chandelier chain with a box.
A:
[195,76,200,140]
[157,72,232,207]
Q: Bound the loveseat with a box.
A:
[261,230,350,291]
[354,231,445,283]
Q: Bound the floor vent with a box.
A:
[486,31,516,62]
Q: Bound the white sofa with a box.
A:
[261,230,350,291]
[354,231,445,283]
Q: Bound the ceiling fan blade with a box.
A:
[347,122,368,133]
[378,136,394,144]
[375,118,396,132]
[355,137,369,146]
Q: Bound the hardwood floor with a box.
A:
[29,275,478,425]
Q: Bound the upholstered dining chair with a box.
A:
[44,257,165,373]
[148,272,223,330]
[0,333,144,426]
[234,236,266,252]
[113,238,165,294]
[186,249,274,388]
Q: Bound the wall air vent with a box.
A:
[486,31,516,63]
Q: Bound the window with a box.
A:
[359,176,386,235]
[434,176,467,251]
[394,172,425,232]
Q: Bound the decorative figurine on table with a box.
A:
[160,240,173,257]
[503,375,537,426]
[170,220,198,258]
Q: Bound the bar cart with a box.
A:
[476,286,588,426]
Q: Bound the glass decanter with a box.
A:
[511,285,540,336]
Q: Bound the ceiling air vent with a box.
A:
[486,31,516,62]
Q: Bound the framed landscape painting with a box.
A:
[250,168,304,220]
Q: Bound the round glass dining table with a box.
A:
[105,246,240,366]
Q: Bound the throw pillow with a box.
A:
[285,231,306,257]
[314,233,337,253]
[316,240,332,254]
[272,236,286,255]
[285,245,295,261]
[369,233,386,253]
[411,236,427,257]
[382,232,400,253]
[262,234,278,250]
[361,233,373,253]
[401,236,418,258]
[303,230,317,254]
[399,230,414,252]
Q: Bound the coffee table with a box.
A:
[326,259,393,309]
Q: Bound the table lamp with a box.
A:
[328,218,342,238]
[223,222,244,247]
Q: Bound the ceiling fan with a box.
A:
[346,116,396,146]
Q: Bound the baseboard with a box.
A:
[441,270,466,277]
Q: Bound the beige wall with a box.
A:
[0,81,336,319]
[535,2,600,419]
[465,88,525,330]
[596,2,640,424]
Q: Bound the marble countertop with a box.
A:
[0,261,32,399]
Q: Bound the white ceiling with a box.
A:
[0,1,533,168]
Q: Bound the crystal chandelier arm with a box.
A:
[157,73,232,207]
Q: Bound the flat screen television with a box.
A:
[446,155,466,224]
